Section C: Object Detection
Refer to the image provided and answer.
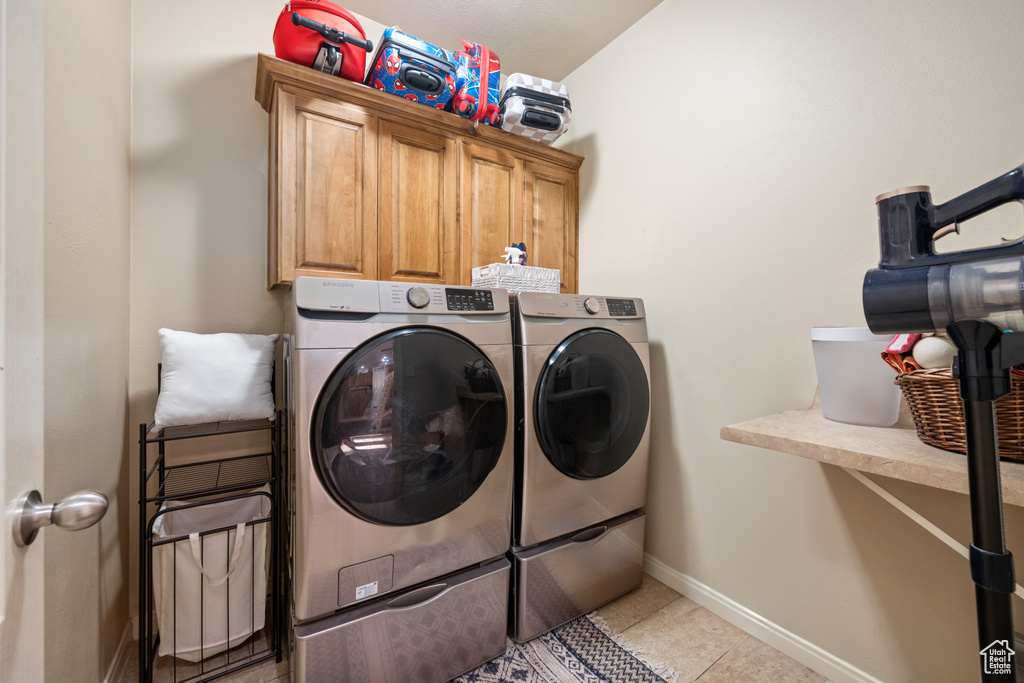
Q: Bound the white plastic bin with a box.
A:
[811,327,901,427]
[152,485,271,662]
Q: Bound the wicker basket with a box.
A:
[471,263,560,293]
[895,368,1024,460]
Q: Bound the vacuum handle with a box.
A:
[874,163,1024,271]
[291,12,373,53]
[934,164,1024,227]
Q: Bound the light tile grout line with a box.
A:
[627,594,686,633]
[694,646,734,682]
[692,633,763,682]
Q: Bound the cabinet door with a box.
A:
[521,159,578,293]
[459,142,522,285]
[378,122,457,284]
[271,91,377,287]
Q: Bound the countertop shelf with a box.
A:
[721,403,1024,507]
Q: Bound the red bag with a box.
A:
[451,41,500,124]
[273,1,370,82]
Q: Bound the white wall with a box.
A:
[43,0,132,679]
[561,1,1024,680]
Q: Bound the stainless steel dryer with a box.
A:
[284,277,514,682]
[510,291,651,642]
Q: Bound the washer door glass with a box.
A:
[312,327,507,526]
[534,329,649,479]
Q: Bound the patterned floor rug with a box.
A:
[452,614,679,683]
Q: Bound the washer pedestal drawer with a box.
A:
[510,511,644,643]
[293,557,510,683]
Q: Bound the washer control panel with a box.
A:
[380,283,503,314]
[293,277,508,315]
[445,288,494,311]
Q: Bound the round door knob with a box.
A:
[583,297,601,314]
[12,489,108,547]
[407,286,431,309]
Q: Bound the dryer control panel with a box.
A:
[517,292,645,320]
[605,298,638,317]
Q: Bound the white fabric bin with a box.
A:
[152,485,271,662]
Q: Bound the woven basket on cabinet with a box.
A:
[471,263,560,293]
[895,367,1024,461]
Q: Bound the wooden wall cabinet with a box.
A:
[256,54,583,292]
[272,90,378,282]
[522,159,578,294]
[379,121,457,285]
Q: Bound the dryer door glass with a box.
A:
[312,328,508,526]
[535,329,649,479]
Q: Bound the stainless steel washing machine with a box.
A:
[510,291,650,642]
[284,277,514,681]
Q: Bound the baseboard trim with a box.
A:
[102,619,134,683]
[643,554,883,683]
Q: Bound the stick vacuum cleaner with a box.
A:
[864,163,1024,681]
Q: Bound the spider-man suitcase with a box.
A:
[451,41,501,125]
[272,1,371,82]
[364,27,456,109]
[498,74,571,145]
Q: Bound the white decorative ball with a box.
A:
[912,336,957,369]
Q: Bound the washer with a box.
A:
[510,291,651,642]
[284,277,514,682]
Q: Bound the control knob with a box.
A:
[407,286,431,309]
[583,297,601,314]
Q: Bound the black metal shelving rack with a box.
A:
[138,415,284,683]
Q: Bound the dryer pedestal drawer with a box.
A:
[293,557,510,683]
[510,511,644,643]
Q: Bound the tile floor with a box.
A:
[592,575,826,682]
[117,574,826,682]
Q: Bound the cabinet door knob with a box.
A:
[12,489,108,547]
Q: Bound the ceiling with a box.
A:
[343,0,664,81]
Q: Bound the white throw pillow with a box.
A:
[153,329,279,429]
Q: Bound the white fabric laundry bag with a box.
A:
[152,485,271,662]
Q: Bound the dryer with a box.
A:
[510,291,651,642]
[284,277,514,682]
